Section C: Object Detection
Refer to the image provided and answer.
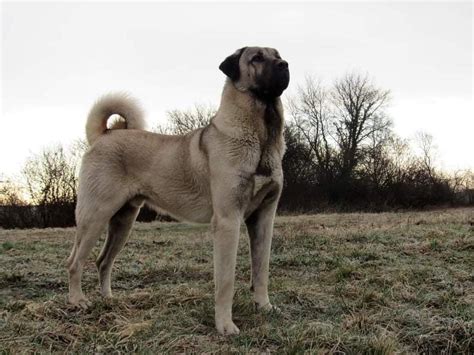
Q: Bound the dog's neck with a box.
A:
[213,79,284,143]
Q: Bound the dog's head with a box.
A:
[219,46,290,101]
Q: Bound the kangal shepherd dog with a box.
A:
[67,46,290,335]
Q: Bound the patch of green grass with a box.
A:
[0,241,14,253]
[429,238,442,251]
[0,208,473,353]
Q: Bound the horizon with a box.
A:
[1,1,473,177]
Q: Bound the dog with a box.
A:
[66,46,290,335]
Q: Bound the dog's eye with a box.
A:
[252,54,264,63]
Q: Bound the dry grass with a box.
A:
[0,208,473,353]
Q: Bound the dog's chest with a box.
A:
[252,145,283,197]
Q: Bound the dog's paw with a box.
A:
[68,295,92,310]
[255,302,281,313]
[100,289,113,299]
[216,319,240,336]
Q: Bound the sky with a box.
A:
[1,1,473,176]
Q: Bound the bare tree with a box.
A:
[287,73,392,196]
[287,76,333,179]
[0,176,26,206]
[22,144,79,227]
[155,104,216,135]
[359,125,393,188]
[415,131,438,181]
[331,72,391,179]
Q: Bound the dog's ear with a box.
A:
[219,47,246,81]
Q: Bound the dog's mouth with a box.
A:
[252,69,290,101]
[272,69,290,96]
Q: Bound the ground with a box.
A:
[0,208,473,353]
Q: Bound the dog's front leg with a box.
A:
[245,188,281,312]
[212,214,241,335]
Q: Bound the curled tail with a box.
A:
[86,93,146,145]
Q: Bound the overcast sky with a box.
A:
[1,1,473,176]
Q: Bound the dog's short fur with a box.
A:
[66,46,289,335]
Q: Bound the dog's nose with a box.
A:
[276,60,288,70]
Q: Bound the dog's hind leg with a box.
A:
[68,191,129,308]
[96,201,141,298]
[68,217,108,308]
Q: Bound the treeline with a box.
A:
[0,72,472,229]
[280,74,473,211]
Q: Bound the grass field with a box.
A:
[0,208,473,353]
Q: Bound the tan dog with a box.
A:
[66,46,290,335]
